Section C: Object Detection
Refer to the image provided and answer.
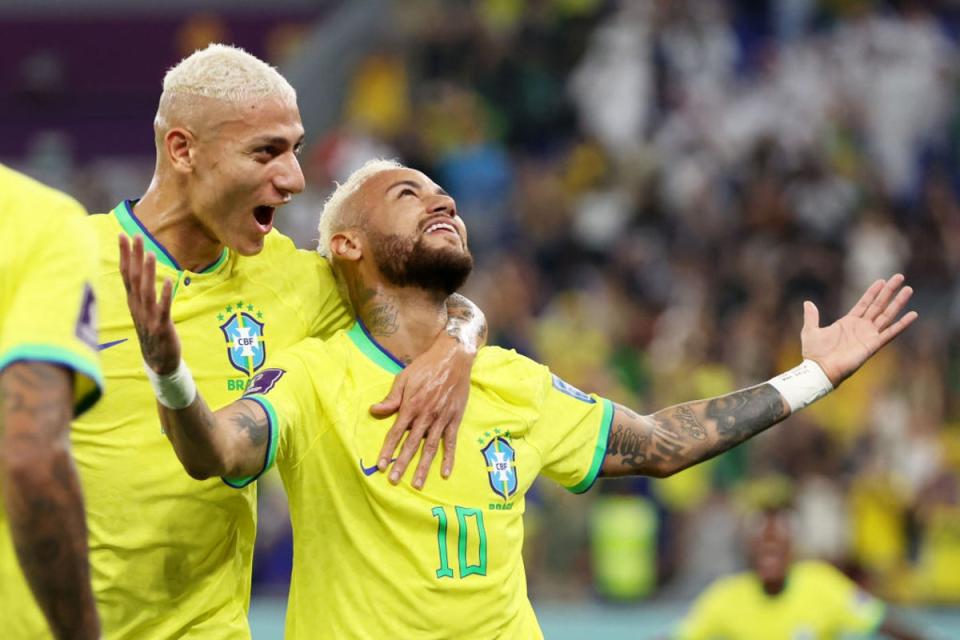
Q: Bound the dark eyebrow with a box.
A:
[251,135,305,148]
[387,179,448,197]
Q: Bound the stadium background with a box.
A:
[4,0,960,636]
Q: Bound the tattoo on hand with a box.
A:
[444,293,487,345]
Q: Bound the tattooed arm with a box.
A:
[158,398,268,481]
[0,362,100,640]
[604,275,919,478]
[601,385,787,478]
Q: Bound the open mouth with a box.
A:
[423,221,459,237]
[253,205,276,230]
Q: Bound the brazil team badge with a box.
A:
[218,302,266,376]
[481,433,518,500]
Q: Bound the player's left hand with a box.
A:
[801,273,918,386]
[370,335,473,490]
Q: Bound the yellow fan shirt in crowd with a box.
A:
[674,560,886,640]
[71,201,351,639]
[0,164,103,638]
[241,322,614,639]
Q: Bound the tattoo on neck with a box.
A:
[365,295,400,336]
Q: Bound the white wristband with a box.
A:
[767,359,833,413]
[144,360,197,410]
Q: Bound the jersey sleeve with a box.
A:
[0,213,103,416]
[526,371,614,494]
[224,341,327,487]
[816,563,887,634]
[308,257,352,340]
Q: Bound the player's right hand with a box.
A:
[118,234,180,375]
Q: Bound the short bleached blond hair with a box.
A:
[154,44,296,144]
[317,158,404,258]
[161,43,296,103]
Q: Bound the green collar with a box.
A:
[112,200,228,274]
[347,321,405,375]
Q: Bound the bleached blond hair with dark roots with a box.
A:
[317,158,404,259]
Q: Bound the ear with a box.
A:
[330,230,363,262]
[164,127,196,174]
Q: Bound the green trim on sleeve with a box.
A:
[0,344,104,417]
[567,397,614,494]
[221,395,280,489]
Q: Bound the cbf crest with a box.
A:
[218,302,266,376]
[480,431,518,500]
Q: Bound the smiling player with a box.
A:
[70,47,485,639]
[121,159,917,638]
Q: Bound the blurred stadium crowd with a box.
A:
[6,0,960,611]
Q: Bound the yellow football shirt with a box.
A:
[0,164,103,639]
[71,201,351,639]
[242,322,614,639]
[674,560,886,640]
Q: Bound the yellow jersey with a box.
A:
[674,560,886,640]
[242,322,614,639]
[71,201,351,639]
[0,164,103,639]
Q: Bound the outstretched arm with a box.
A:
[0,362,100,640]
[119,235,267,480]
[603,275,917,478]
[372,293,487,489]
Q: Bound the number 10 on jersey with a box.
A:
[432,506,487,578]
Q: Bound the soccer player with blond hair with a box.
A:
[121,159,917,638]
[72,46,484,638]
[0,165,103,639]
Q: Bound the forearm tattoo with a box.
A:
[230,404,268,446]
[0,362,98,637]
[604,384,786,477]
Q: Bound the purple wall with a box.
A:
[0,12,324,159]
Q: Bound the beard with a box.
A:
[367,229,473,295]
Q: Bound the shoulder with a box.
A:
[700,571,758,602]
[0,165,86,216]
[261,232,327,270]
[474,346,550,389]
[470,347,552,412]
[792,560,851,588]
[239,231,337,289]
[272,332,348,372]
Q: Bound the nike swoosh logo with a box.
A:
[97,338,129,351]
[359,458,397,476]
